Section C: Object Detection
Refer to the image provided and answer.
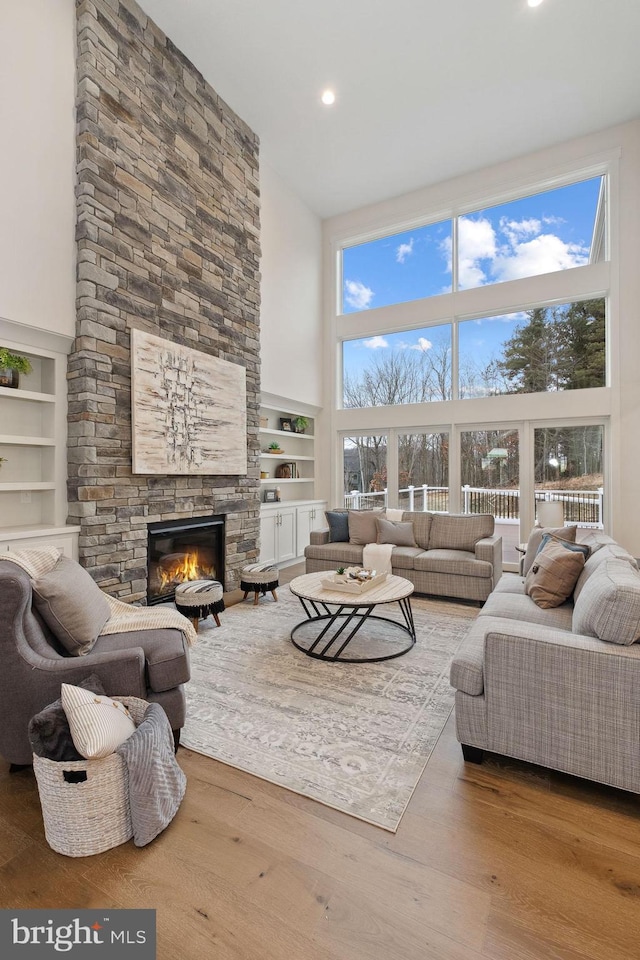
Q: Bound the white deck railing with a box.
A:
[344,485,604,527]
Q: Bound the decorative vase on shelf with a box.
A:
[0,348,32,389]
[0,367,19,389]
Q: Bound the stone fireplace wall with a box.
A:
[69,0,261,600]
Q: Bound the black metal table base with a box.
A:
[291,595,416,663]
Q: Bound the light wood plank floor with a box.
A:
[2,563,639,959]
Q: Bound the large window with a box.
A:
[456,176,604,290]
[397,432,449,512]
[341,176,604,314]
[343,435,387,509]
[333,166,612,561]
[343,324,451,408]
[459,298,606,399]
[534,425,604,526]
[342,219,452,314]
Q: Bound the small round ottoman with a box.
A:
[175,579,225,630]
[240,563,279,605]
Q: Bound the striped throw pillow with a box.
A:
[61,683,136,759]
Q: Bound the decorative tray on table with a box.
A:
[321,568,388,594]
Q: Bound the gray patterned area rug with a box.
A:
[181,587,476,832]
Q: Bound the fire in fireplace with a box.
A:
[147,515,225,605]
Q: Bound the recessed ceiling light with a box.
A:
[321,89,336,106]
[527,0,544,7]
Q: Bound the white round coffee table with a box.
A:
[288,571,415,663]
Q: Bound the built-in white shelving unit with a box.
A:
[0,320,80,558]
[258,393,324,567]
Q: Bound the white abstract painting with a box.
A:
[131,329,247,475]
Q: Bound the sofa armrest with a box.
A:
[310,528,330,546]
[475,535,502,584]
[482,622,640,789]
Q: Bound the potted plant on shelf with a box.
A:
[267,440,284,455]
[0,347,32,389]
[294,416,309,434]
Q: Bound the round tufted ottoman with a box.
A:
[175,579,225,630]
[240,562,279,605]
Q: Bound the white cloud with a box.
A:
[410,337,433,352]
[396,238,414,263]
[363,335,388,349]
[458,217,497,289]
[492,234,589,283]
[344,279,374,310]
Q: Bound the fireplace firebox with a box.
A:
[147,515,225,605]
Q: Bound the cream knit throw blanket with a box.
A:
[5,547,197,647]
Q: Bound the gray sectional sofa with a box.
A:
[304,509,503,602]
[450,529,640,794]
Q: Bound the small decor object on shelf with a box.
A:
[294,416,309,434]
[279,418,293,431]
[0,457,7,469]
[267,441,284,455]
[0,347,32,389]
[264,489,278,502]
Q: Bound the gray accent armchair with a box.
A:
[0,561,190,766]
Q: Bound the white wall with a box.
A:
[322,119,640,555]
[259,159,323,408]
[0,0,76,338]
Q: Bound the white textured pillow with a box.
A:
[61,683,136,759]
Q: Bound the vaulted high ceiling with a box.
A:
[142,0,640,217]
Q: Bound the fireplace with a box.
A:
[147,515,225,605]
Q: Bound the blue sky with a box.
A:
[342,176,602,382]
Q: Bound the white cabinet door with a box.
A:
[259,510,278,565]
[296,501,328,556]
[277,506,297,563]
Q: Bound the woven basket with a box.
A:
[32,696,148,858]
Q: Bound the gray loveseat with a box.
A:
[450,529,640,794]
[0,560,190,766]
[304,510,503,603]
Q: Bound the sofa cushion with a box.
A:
[572,558,640,645]
[573,542,637,603]
[348,509,383,545]
[61,682,136,760]
[429,514,494,551]
[32,556,111,656]
[325,510,349,542]
[304,541,364,565]
[524,536,587,608]
[521,525,577,576]
[402,512,432,550]
[389,546,424,570]
[414,548,493,579]
[481,590,574,631]
[376,517,417,547]
[490,574,527,595]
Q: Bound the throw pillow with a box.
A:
[325,510,349,543]
[524,537,587,609]
[61,683,136,760]
[572,558,640,645]
[376,517,417,547]
[32,556,111,656]
[348,509,383,545]
[28,674,107,761]
[429,514,494,552]
[521,524,577,576]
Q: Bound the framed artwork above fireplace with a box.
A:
[131,329,247,475]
